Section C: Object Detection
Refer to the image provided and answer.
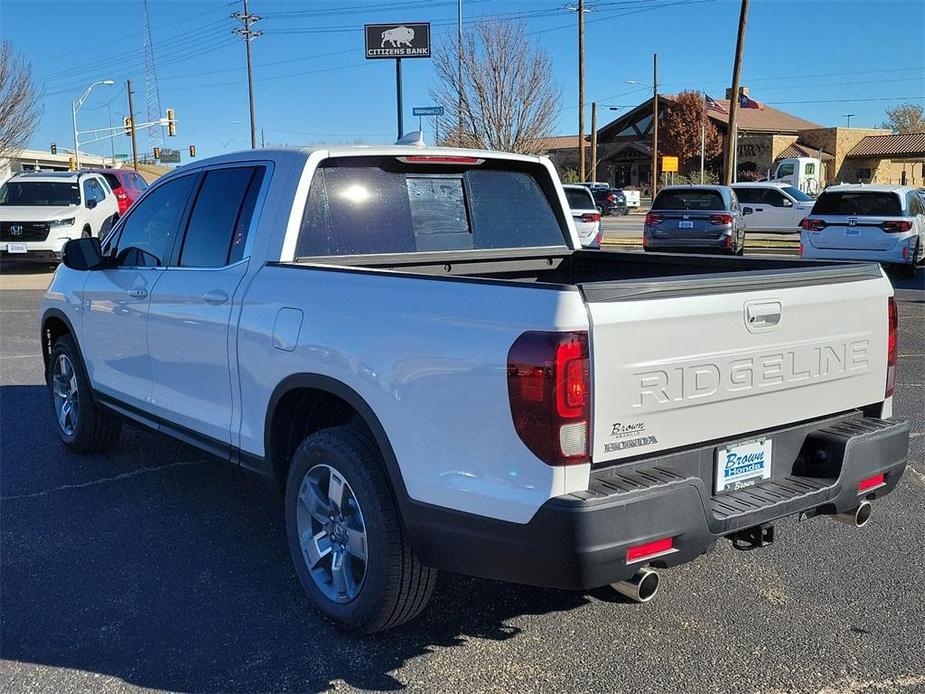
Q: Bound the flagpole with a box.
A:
[700,90,706,184]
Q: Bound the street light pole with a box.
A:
[72,79,115,169]
[652,52,658,198]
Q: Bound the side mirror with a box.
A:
[62,237,105,271]
[782,199,793,207]
[742,207,754,215]
[86,198,97,210]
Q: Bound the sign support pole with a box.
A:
[396,58,403,139]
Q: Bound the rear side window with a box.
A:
[179,166,265,267]
[732,187,760,204]
[564,187,595,209]
[296,161,566,257]
[653,189,726,211]
[812,191,901,217]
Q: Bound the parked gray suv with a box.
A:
[643,185,746,255]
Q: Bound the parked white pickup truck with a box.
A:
[40,146,909,633]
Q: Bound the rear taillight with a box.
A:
[710,214,733,225]
[800,218,826,231]
[881,220,912,233]
[886,297,897,397]
[116,191,128,200]
[580,212,601,223]
[507,331,591,466]
[607,193,615,202]
[644,212,662,226]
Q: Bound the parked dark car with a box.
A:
[580,182,628,216]
[83,168,149,216]
[643,185,746,254]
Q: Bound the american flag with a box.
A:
[704,94,728,114]
[738,93,766,110]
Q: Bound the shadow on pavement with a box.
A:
[1,384,595,692]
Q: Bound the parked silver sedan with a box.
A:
[643,185,746,255]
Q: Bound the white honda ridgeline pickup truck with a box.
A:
[41,146,909,633]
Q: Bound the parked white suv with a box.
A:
[800,184,925,275]
[732,182,815,233]
[563,184,601,248]
[0,171,119,262]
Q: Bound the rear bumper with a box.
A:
[405,413,909,590]
[801,233,919,265]
[645,236,731,252]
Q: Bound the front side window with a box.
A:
[114,175,197,267]
[86,178,106,203]
[776,162,795,178]
[295,160,566,257]
[763,189,788,207]
[812,191,902,217]
[0,181,80,206]
[179,166,264,267]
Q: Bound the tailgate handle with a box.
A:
[745,301,782,331]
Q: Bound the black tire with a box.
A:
[46,334,121,453]
[285,425,437,633]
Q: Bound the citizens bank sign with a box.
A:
[364,23,431,59]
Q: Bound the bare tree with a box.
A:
[431,20,560,154]
[0,41,40,158]
[881,103,924,134]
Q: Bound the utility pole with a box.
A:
[261,128,266,148]
[652,52,658,198]
[106,103,116,166]
[723,0,749,185]
[127,79,139,171]
[233,0,262,149]
[396,59,404,139]
[577,0,586,181]
[590,101,598,183]
[457,0,463,133]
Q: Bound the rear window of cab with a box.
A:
[812,191,902,217]
[295,157,568,257]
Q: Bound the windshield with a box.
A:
[782,186,812,202]
[812,191,901,216]
[653,189,726,211]
[565,188,595,210]
[0,181,80,206]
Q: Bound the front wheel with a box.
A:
[285,426,437,633]
[46,335,121,452]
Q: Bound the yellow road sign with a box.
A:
[661,155,679,173]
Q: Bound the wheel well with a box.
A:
[268,387,373,492]
[42,316,71,368]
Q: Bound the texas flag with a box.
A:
[738,93,766,110]
[704,94,728,114]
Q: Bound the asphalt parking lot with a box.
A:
[1,263,923,694]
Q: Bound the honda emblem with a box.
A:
[10,225,23,236]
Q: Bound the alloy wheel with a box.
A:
[52,354,79,436]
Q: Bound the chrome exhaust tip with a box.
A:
[833,500,872,527]
[611,567,660,603]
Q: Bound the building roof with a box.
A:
[532,135,582,152]
[846,132,925,158]
[778,141,834,161]
[701,97,821,133]
[598,95,821,141]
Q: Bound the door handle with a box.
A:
[127,288,147,299]
[755,207,764,212]
[202,289,229,305]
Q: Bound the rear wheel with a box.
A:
[285,426,437,633]
[47,335,121,452]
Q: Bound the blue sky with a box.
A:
[3,0,924,161]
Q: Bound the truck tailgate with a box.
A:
[581,265,891,464]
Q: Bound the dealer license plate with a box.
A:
[6,243,27,253]
[715,438,772,493]
[678,220,694,229]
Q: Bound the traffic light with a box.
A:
[166,108,176,137]
[50,143,57,155]
[68,157,77,171]
[123,116,133,136]
[153,147,161,160]
[189,144,197,158]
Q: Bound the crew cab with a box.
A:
[1,171,119,262]
[40,146,909,633]
[732,182,814,233]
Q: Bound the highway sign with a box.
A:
[365,23,431,59]
[158,148,181,164]
[413,106,444,116]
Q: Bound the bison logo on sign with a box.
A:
[381,26,414,48]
